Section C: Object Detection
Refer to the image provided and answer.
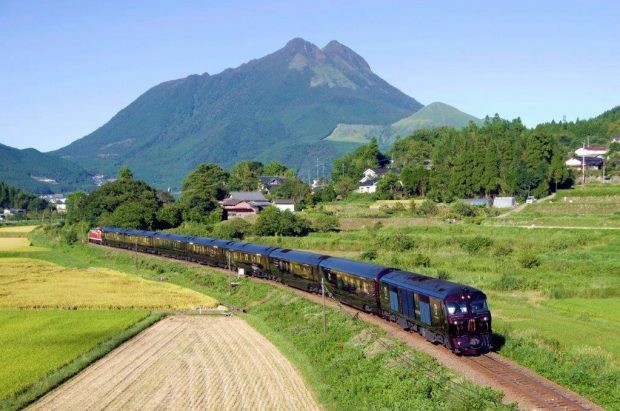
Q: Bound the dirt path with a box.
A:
[29,315,322,411]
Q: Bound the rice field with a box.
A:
[0,258,218,309]
[0,237,48,252]
[0,310,150,402]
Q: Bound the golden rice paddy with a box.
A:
[0,258,218,309]
[0,237,48,252]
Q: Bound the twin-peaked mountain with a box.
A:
[52,38,420,188]
[53,38,474,189]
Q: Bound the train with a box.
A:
[88,226,492,355]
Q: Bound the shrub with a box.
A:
[437,270,451,280]
[493,245,513,257]
[519,253,541,269]
[377,232,415,252]
[309,213,340,233]
[211,218,252,240]
[417,200,438,216]
[459,236,494,254]
[412,253,431,267]
[450,202,478,218]
[360,250,378,261]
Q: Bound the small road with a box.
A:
[495,193,556,219]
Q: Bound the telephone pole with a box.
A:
[321,277,327,334]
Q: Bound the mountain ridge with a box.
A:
[53,38,422,189]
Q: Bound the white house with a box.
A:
[493,197,516,208]
[358,167,398,194]
[358,179,379,194]
[273,199,295,212]
[575,146,607,157]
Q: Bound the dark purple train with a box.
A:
[89,226,492,355]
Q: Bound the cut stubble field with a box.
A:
[30,315,322,411]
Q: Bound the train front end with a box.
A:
[445,289,492,355]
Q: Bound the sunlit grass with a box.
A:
[0,258,218,309]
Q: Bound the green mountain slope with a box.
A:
[326,102,482,146]
[53,38,422,189]
[0,143,94,194]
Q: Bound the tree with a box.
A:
[374,172,402,200]
[179,164,229,225]
[119,166,134,180]
[263,161,290,176]
[254,207,310,236]
[228,161,264,191]
[400,165,429,197]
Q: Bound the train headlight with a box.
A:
[483,316,488,321]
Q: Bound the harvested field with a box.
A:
[30,315,322,411]
[0,237,47,252]
[0,225,37,234]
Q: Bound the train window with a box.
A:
[446,302,468,314]
[470,300,488,313]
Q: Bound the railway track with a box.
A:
[464,353,602,410]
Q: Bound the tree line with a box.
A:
[0,181,48,211]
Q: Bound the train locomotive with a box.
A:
[89,226,492,355]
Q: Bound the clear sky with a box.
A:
[1,0,618,152]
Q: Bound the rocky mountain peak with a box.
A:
[322,40,371,72]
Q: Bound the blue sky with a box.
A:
[1,0,618,152]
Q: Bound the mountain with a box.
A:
[0,143,94,194]
[325,102,482,146]
[53,38,423,189]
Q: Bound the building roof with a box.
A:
[359,178,379,187]
[227,191,268,202]
[567,156,604,166]
[273,199,295,205]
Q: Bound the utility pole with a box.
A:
[321,277,327,334]
[227,252,232,295]
[582,141,586,185]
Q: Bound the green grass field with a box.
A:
[0,310,149,401]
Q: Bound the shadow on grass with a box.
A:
[491,332,506,352]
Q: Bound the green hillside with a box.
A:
[325,102,482,146]
[0,144,94,194]
[53,38,422,189]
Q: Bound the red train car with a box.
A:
[87,227,103,244]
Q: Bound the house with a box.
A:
[575,146,607,157]
[358,178,379,194]
[311,179,329,193]
[259,176,287,193]
[220,191,272,219]
[565,156,604,170]
[611,135,620,144]
[357,167,399,194]
[492,197,516,208]
[273,199,295,212]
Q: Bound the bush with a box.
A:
[493,245,513,257]
[254,207,310,237]
[211,218,252,240]
[360,250,378,261]
[417,200,438,216]
[309,213,340,233]
[412,253,431,267]
[450,202,478,218]
[459,236,494,254]
[377,232,415,252]
[519,253,541,269]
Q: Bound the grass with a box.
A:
[0,257,218,309]
[0,310,164,410]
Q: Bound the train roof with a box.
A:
[319,257,393,280]
[380,270,485,300]
[269,248,327,265]
[226,241,276,255]
[103,227,157,237]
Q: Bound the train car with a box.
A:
[227,242,277,279]
[318,257,393,313]
[379,270,491,354]
[268,249,328,292]
[88,227,103,244]
[186,236,234,267]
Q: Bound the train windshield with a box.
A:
[446,301,468,315]
[470,299,488,313]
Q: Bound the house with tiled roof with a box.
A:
[220,191,272,218]
[358,167,399,194]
